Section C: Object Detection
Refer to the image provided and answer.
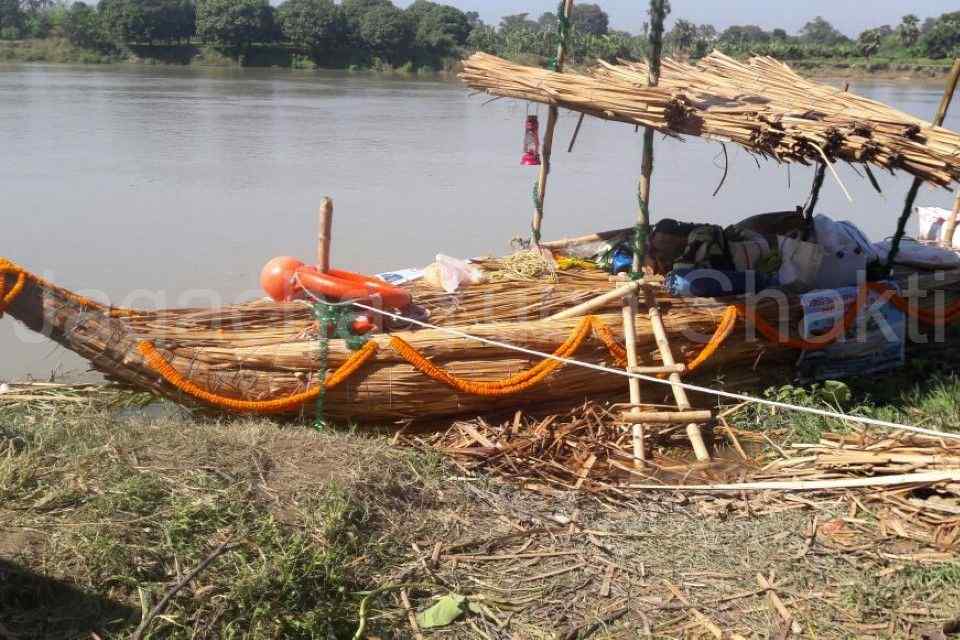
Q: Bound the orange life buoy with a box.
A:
[296,266,412,309]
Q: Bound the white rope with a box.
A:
[346,300,960,442]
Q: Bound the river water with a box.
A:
[1,63,958,380]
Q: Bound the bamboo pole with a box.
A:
[620,410,713,425]
[548,280,641,320]
[941,190,960,249]
[643,287,710,462]
[317,197,333,272]
[621,293,645,464]
[887,58,960,271]
[632,0,668,273]
[531,0,575,246]
[540,227,634,251]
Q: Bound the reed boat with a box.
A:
[3,255,960,424]
[5,51,960,427]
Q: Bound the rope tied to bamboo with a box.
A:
[312,301,372,429]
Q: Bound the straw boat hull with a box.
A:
[3,262,960,424]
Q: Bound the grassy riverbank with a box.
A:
[0,38,456,73]
[1,37,955,81]
[3,360,960,638]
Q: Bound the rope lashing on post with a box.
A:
[531,182,545,246]
[137,339,380,414]
[312,301,372,428]
[0,258,140,318]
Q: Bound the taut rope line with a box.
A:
[348,299,960,442]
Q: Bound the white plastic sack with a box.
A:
[917,206,960,249]
[778,235,824,292]
[873,239,960,269]
[813,215,876,289]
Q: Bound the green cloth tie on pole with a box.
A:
[312,301,370,430]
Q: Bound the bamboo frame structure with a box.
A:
[460,52,960,187]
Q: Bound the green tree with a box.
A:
[406,0,470,52]
[357,3,411,58]
[571,3,607,36]
[62,1,104,48]
[857,27,883,58]
[0,0,24,38]
[537,11,556,33]
[99,0,193,44]
[897,14,920,47]
[771,28,788,40]
[920,12,960,59]
[800,16,848,45]
[340,0,391,45]
[196,0,274,48]
[719,24,770,47]
[667,18,697,53]
[97,0,144,43]
[466,21,497,52]
[277,0,343,54]
[143,0,195,43]
[498,13,537,34]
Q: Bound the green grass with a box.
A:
[727,339,960,444]
[4,358,960,637]
[0,404,445,639]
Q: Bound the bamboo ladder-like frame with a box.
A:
[618,0,711,465]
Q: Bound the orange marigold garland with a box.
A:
[138,339,380,413]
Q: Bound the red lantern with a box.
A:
[521,115,542,166]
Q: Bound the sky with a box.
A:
[396,1,957,39]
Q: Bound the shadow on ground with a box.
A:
[0,559,137,639]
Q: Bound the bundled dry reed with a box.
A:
[461,51,960,187]
[413,411,960,550]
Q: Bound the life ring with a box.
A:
[296,266,412,309]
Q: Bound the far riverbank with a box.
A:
[1,38,955,82]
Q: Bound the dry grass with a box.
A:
[2,386,960,639]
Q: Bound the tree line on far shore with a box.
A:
[1,0,960,70]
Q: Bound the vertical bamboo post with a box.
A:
[632,0,668,272]
[887,58,960,271]
[317,197,333,273]
[621,293,645,464]
[531,0,574,246]
[942,190,960,248]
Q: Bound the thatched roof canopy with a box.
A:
[460,51,960,188]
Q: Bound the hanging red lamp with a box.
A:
[521,115,542,166]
